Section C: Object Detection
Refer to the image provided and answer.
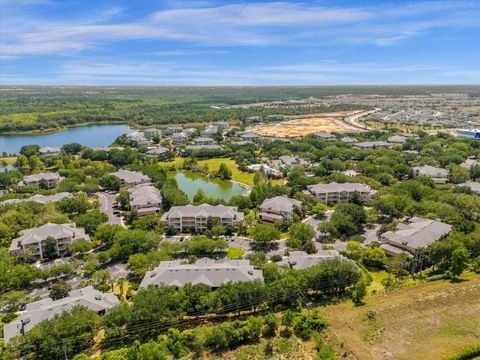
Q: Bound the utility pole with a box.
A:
[20,319,26,336]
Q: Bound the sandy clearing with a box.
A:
[249,111,359,137]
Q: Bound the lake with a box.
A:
[171,171,248,201]
[0,124,131,154]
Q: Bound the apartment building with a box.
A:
[2,192,72,206]
[340,136,358,143]
[3,286,119,342]
[259,196,301,223]
[380,217,452,255]
[214,121,229,130]
[128,184,162,217]
[240,132,261,142]
[39,146,61,155]
[171,132,189,145]
[277,155,310,170]
[110,169,151,187]
[140,258,263,289]
[126,131,149,146]
[307,182,375,204]
[412,165,449,184]
[161,204,244,232]
[287,250,349,270]
[313,132,336,141]
[457,181,480,195]
[354,141,392,149]
[193,137,216,146]
[460,158,480,169]
[201,125,218,137]
[387,135,407,144]
[17,172,63,189]
[145,146,170,160]
[9,223,89,260]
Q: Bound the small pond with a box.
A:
[170,171,248,201]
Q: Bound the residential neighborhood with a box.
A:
[1,91,480,360]
[2,0,480,356]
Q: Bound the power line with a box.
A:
[15,275,358,358]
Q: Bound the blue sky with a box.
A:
[1,0,479,85]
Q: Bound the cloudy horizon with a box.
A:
[1,0,480,85]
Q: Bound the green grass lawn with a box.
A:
[160,157,285,187]
[368,270,388,295]
[227,247,245,259]
[0,157,17,164]
[199,158,255,185]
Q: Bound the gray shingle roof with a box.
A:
[340,136,358,143]
[354,141,391,148]
[412,165,449,177]
[288,250,347,270]
[194,137,215,143]
[128,184,162,207]
[3,286,119,342]
[146,146,169,156]
[172,132,188,139]
[313,132,336,139]
[2,192,72,205]
[260,196,301,213]
[9,223,88,252]
[387,135,407,143]
[457,181,480,194]
[460,159,480,169]
[110,169,150,184]
[39,146,61,154]
[279,156,310,167]
[381,217,452,253]
[20,172,62,183]
[240,132,260,139]
[140,258,263,289]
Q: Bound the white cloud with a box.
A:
[260,62,447,73]
[153,49,231,56]
[2,58,475,86]
[1,1,479,58]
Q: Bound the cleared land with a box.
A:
[322,273,480,360]
[211,273,480,360]
[250,111,358,137]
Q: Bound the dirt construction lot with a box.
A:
[249,111,359,137]
[322,273,480,360]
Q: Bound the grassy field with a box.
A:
[161,157,284,187]
[198,158,256,186]
[367,270,389,294]
[0,157,17,164]
[321,272,480,360]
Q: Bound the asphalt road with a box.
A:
[98,192,122,225]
